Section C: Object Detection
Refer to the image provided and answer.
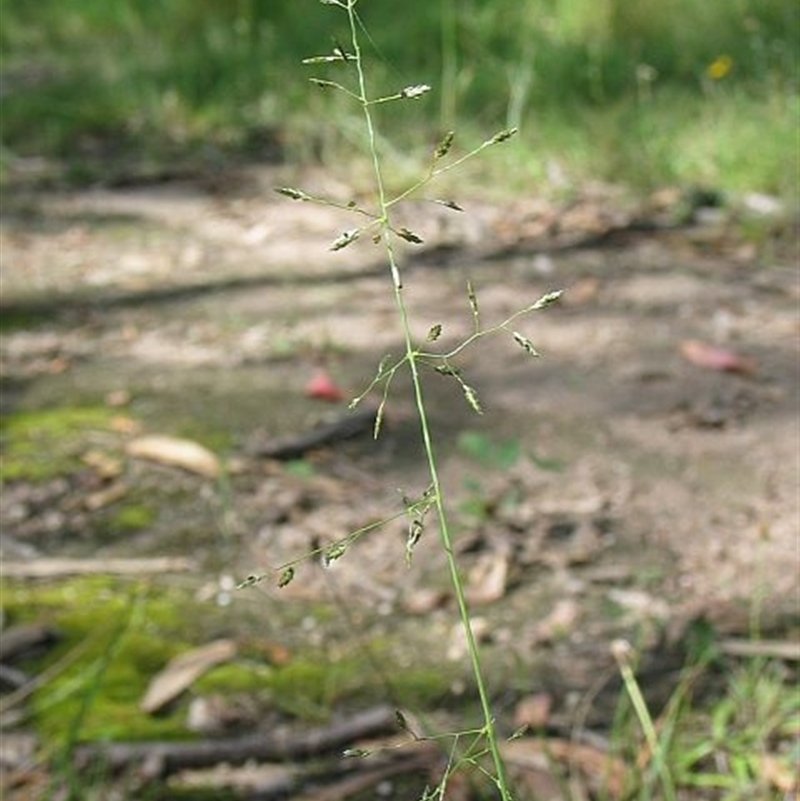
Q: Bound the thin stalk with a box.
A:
[345,2,511,797]
[613,640,676,801]
[384,136,510,211]
[392,246,512,801]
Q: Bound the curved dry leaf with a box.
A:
[141,639,237,714]
[502,737,627,800]
[680,339,756,374]
[533,599,580,643]
[126,435,220,478]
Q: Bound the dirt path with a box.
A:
[1,169,797,719]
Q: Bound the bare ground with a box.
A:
[0,167,798,791]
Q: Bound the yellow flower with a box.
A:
[706,55,733,80]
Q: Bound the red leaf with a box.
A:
[305,368,345,402]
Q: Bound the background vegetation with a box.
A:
[1,0,797,194]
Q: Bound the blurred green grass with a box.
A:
[1,0,797,195]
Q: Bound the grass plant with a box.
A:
[238,1,564,796]
[238,2,799,798]
[608,634,799,801]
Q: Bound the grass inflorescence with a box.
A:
[257,1,567,797]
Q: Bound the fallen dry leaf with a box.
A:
[533,599,580,643]
[141,639,237,714]
[82,448,124,480]
[502,736,628,800]
[126,435,220,478]
[680,339,756,374]
[465,551,509,605]
[83,480,129,511]
[757,753,798,794]
[402,587,449,615]
[513,692,553,730]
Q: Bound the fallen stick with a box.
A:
[292,744,439,801]
[168,742,438,801]
[247,406,377,460]
[0,664,29,690]
[0,623,59,662]
[74,705,399,777]
[0,557,196,579]
[718,638,800,662]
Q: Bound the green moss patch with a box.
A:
[264,647,454,720]
[1,575,455,752]
[0,405,119,482]
[1,577,206,745]
[107,501,156,533]
[193,662,272,695]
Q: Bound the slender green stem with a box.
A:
[614,640,676,801]
[345,2,511,796]
[419,303,543,362]
[384,137,503,210]
[399,269,512,799]
[238,499,435,590]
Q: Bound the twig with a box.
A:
[718,638,800,661]
[74,705,399,777]
[293,742,439,801]
[0,622,59,662]
[247,405,377,459]
[0,557,196,579]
